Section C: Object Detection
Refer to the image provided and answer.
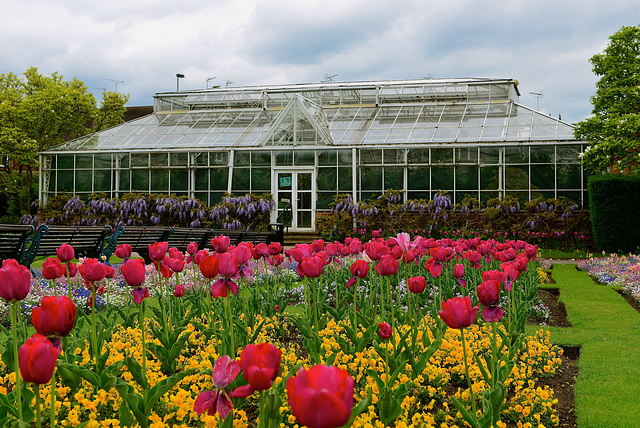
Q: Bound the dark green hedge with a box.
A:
[588,174,640,253]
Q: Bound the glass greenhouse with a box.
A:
[40,78,586,232]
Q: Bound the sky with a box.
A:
[1,0,638,124]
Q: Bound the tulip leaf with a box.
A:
[124,356,147,390]
[249,319,267,343]
[107,374,146,427]
[473,353,492,385]
[57,363,83,393]
[0,393,18,419]
[57,361,99,387]
[168,330,192,362]
[378,387,403,425]
[1,337,14,371]
[451,396,478,428]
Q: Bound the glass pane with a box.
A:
[48,156,56,169]
[58,155,74,169]
[360,149,382,164]
[338,167,353,191]
[531,190,556,200]
[170,169,188,191]
[76,171,92,192]
[431,166,454,190]
[298,173,312,191]
[94,170,111,192]
[194,192,209,205]
[298,192,311,209]
[456,166,478,191]
[317,192,334,209]
[530,146,555,163]
[297,211,311,228]
[119,170,130,192]
[231,168,250,192]
[431,148,453,164]
[317,167,337,191]
[505,191,528,204]
[151,153,168,167]
[505,147,528,164]
[456,148,478,164]
[117,153,130,169]
[251,151,271,166]
[318,150,337,166]
[384,149,405,164]
[481,191,500,205]
[275,151,293,166]
[151,170,169,191]
[131,153,149,167]
[211,192,225,205]
[558,191,581,204]
[76,154,92,169]
[251,168,271,192]
[337,150,352,165]
[131,170,149,191]
[384,167,403,191]
[408,166,429,190]
[407,148,429,164]
[360,192,381,201]
[361,168,382,191]
[408,191,430,200]
[57,170,73,192]
[480,166,500,190]
[193,153,208,166]
[170,152,188,167]
[235,151,250,166]
[211,168,229,191]
[456,192,477,205]
[95,154,112,169]
[557,164,581,189]
[294,150,315,166]
[505,165,529,190]
[531,165,555,189]
[195,169,208,191]
[211,152,228,166]
[480,147,500,164]
[557,145,580,163]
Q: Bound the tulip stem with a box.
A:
[67,268,73,300]
[50,369,56,427]
[91,285,97,365]
[51,279,58,297]
[460,328,477,420]
[10,302,23,421]
[35,384,42,428]
[140,299,147,398]
[225,296,235,356]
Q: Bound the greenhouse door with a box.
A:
[275,170,315,231]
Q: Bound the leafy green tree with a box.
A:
[575,25,640,175]
[0,67,129,217]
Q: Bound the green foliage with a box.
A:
[575,25,640,174]
[587,174,640,253]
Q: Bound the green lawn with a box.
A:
[526,264,640,427]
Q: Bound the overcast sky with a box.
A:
[1,0,637,124]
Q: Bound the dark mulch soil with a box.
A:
[615,289,640,314]
[528,276,579,427]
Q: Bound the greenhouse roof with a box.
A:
[44,78,578,153]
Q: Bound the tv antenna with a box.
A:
[529,91,543,111]
[322,74,338,83]
[104,79,124,92]
[206,76,217,89]
[225,80,234,88]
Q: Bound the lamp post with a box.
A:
[176,73,185,91]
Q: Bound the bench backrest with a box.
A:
[115,226,173,251]
[167,228,213,252]
[0,225,35,260]
[35,226,112,258]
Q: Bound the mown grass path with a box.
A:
[527,263,640,427]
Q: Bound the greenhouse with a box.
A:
[40,78,586,232]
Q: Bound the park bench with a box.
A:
[0,224,37,263]
[106,225,173,264]
[19,225,113,269]
[167,227,213,253]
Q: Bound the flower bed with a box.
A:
[0,235,566,427]
[577,255,640,302]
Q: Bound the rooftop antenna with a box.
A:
[206,76,217,89]
[529,91,543,111]
[225,80,234,88]
[322,74,338,83]
[104,79,124,92]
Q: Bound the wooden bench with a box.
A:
[167,227,214,253]
[0,224,36,262]
[108,225,173,264]
[19,225,113,268]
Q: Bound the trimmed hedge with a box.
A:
[588,174,640,253]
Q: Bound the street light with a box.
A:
[176,73,185,91]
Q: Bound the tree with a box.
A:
[0,67,129,217]
[575,25,640,175]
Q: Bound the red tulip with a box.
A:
[501,263,520,292]
[211,235,230,254]
[211,278,239,298]
[364,241,389,261]
[378,322,392,340]
[78,258,108,283]
[289,244,312,263]
[286,365,354,428]
[168,247,185,261]
[350,260,370,279]
[525,244,538,260]
[132,287,150,304]
[311,239,325,253]
[477,280,501,307]
[174,284,185,297]
[374,254,399,276]
[194,249,209,265]
[346,277,357,288]
[56,244,75,263]
[114,243,132,259]
[439,296,478,329]
[105,265,116,279]
[218,253,239,278]
[231,343,282,398]
[120,259,146,287]
[253,243,269,259]
[148,242,168,262]
[430,246,448,263]
[67,262,77,278]
[19,334,59,384]
[482,270,504,283]
[267,242,283,255]
[407,276,427,294]
[298,256,324,278]
[186,242,198,256]
[268,254,284,266]
[463,250,482,268]
[199,254,219,278]
[168,257,185,273]
[453,263,466,287]
[233,244,252,265]
[42,257,65,280]
[349,239,362,254]
[159,259,174,278]
[194,355,240,420]
[31,296,77,338]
